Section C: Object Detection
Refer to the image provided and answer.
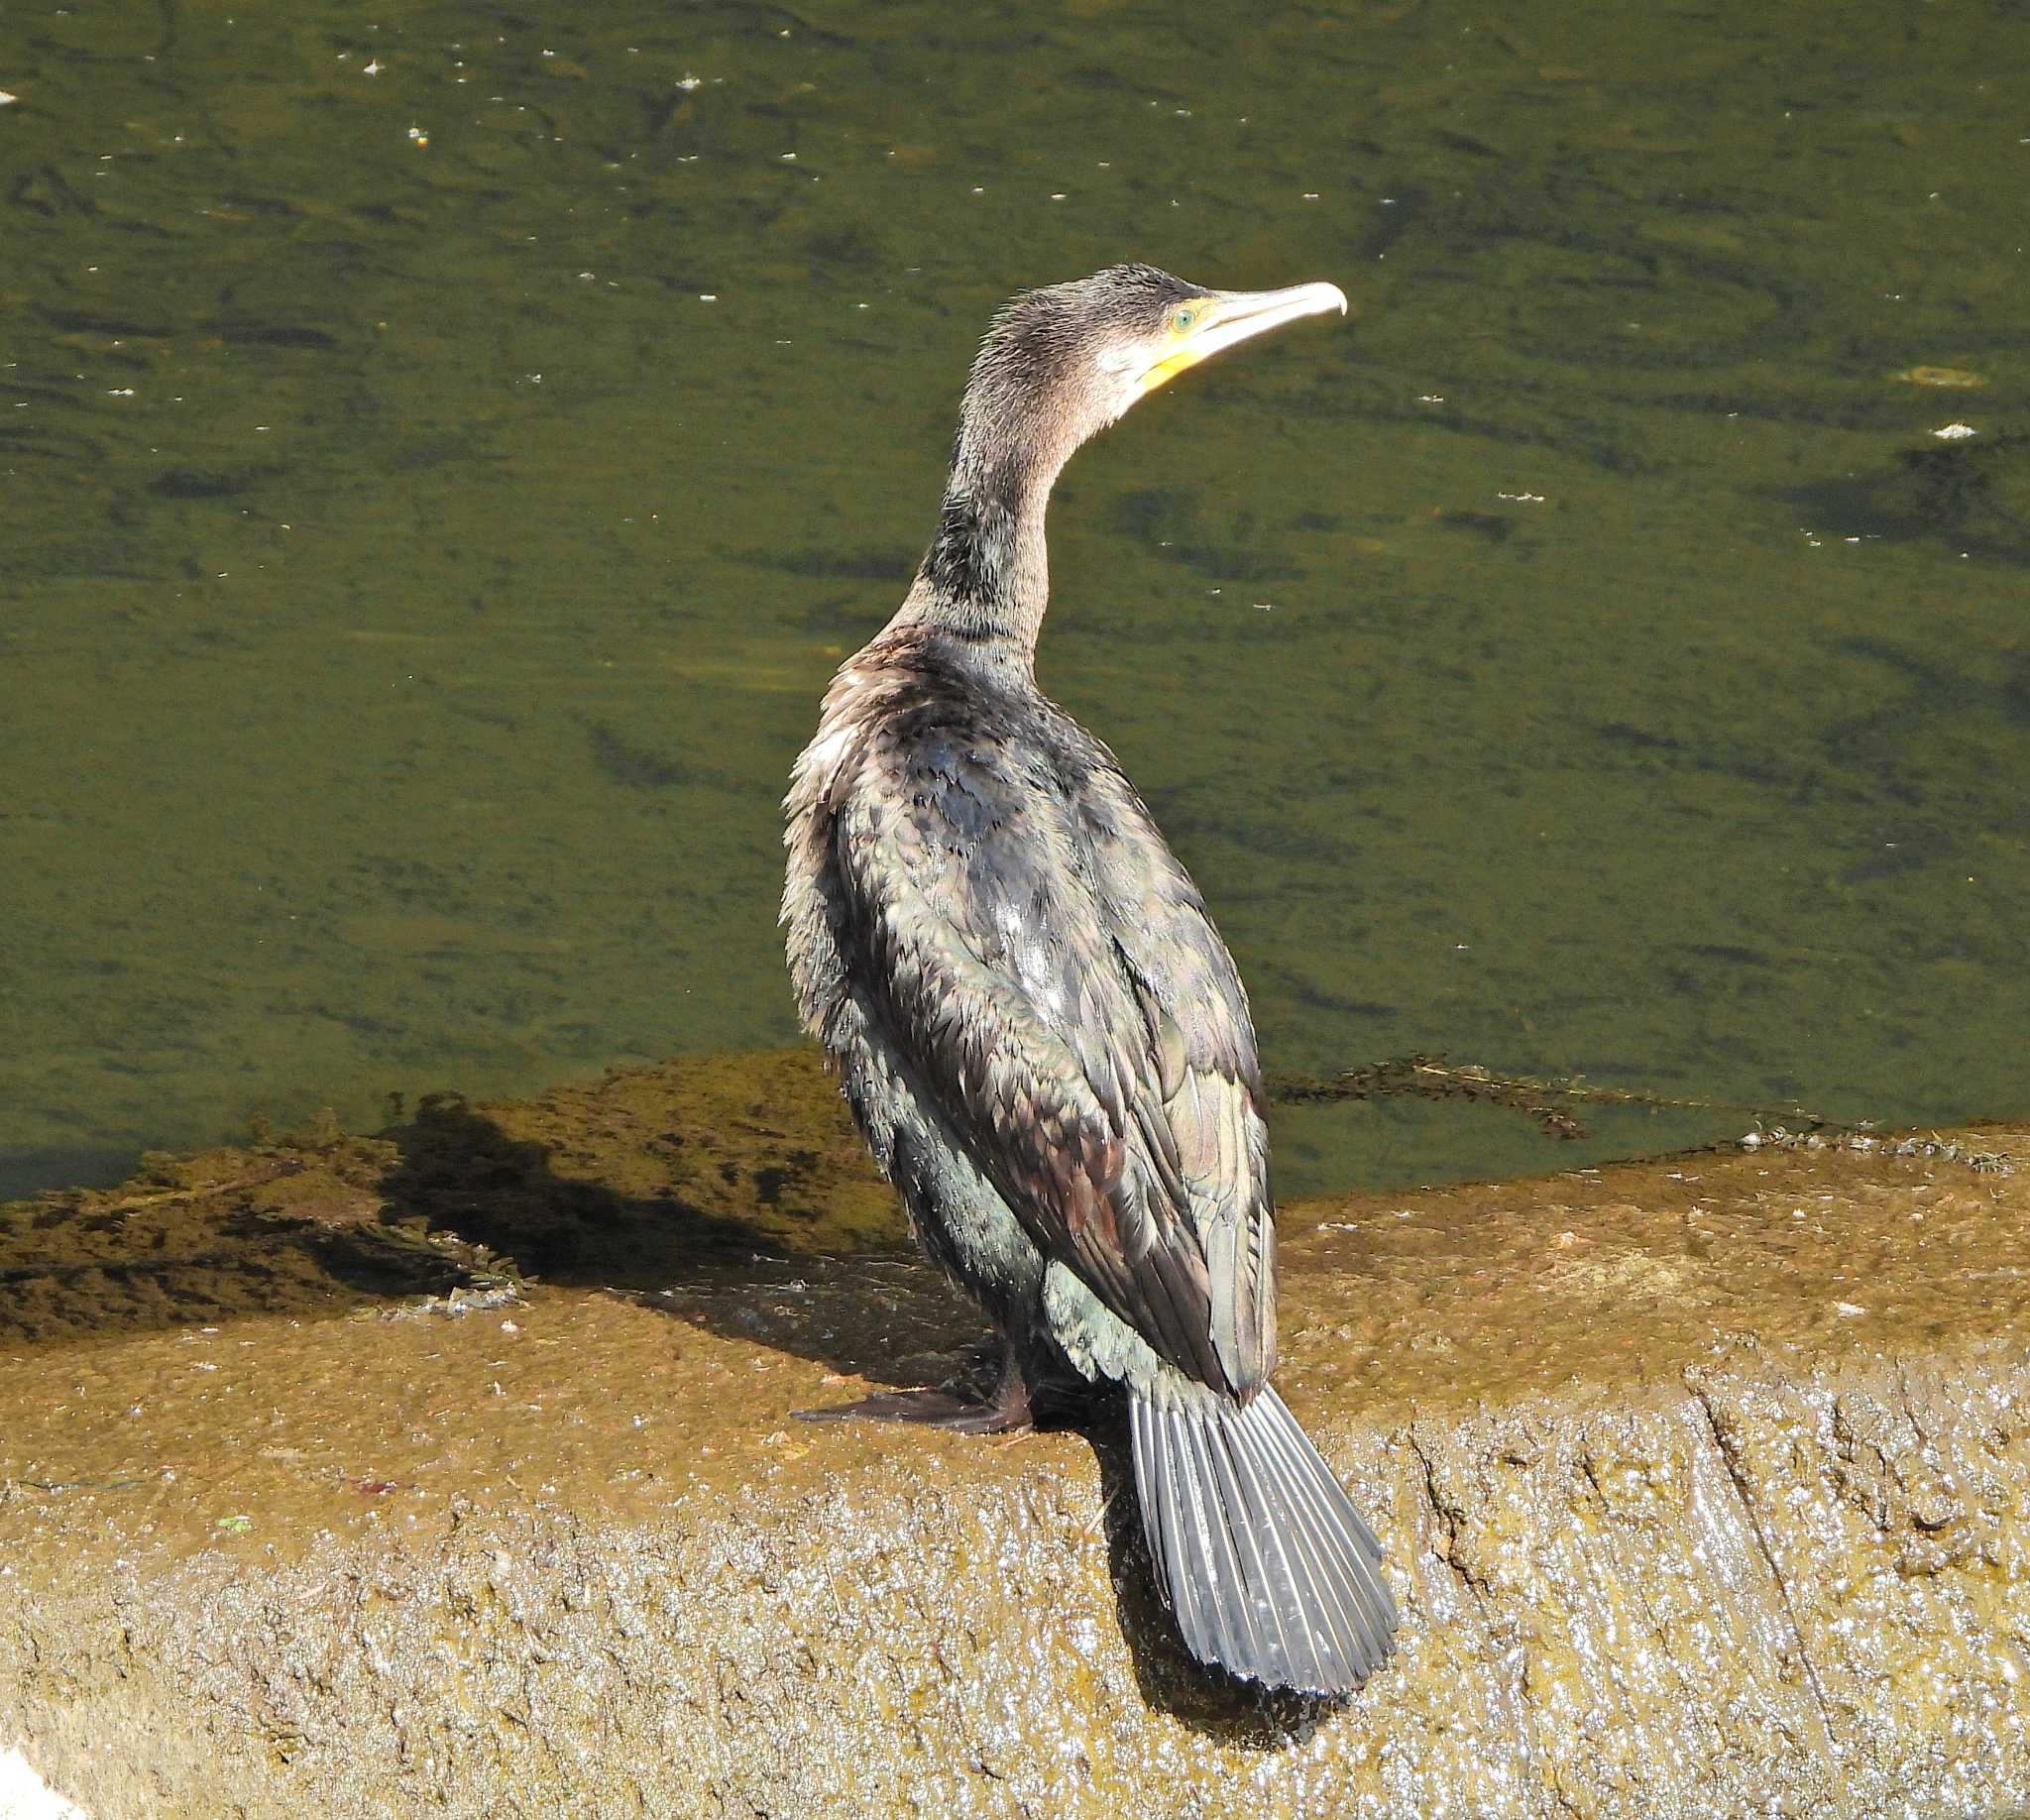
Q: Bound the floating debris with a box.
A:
[1891,366,1985,389]
[1740,1125,2012,1174]
[381,1282,525,1320]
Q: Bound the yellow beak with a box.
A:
[1137,281,1350,396]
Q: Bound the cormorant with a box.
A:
[782,263,1399,1693]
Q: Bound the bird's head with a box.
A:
[959,262,1349,464]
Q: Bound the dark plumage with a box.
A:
[782,264,1399,1693]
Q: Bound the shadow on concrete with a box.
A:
[2,1061,1368,1731]
[375,1091,981,1385]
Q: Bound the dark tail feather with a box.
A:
[1129,1386,1399,1693]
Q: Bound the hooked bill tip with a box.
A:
[1221,280,1349,327]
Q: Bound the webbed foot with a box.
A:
[795,1339,1036,1435]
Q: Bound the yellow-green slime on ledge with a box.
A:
[2,1049,2027,1815]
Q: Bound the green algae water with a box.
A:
[3,0,2026,1203]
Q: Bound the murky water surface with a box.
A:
[5,0,2027,1202]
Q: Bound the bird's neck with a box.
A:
[896,425,1070,664]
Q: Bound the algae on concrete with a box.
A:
[2,1054,2027,1816]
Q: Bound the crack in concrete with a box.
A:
[1686,1375,1846,1802]
[1402,1422,1553,1820]
[1404,1423,1490,1615]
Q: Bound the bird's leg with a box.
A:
[794,1333,1036,1435]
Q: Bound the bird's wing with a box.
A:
[834,713,1275,1398]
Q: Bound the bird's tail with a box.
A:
[1128,1385,1399,1693]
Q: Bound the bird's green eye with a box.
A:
[1171,306,1196,333]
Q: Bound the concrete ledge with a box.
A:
[2,1060,2026,1817]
